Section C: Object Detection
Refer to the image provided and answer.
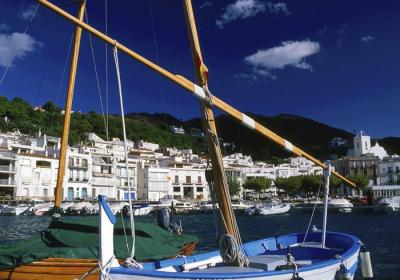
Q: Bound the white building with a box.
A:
[15,153,59,199]
[354,131,371,156]
[289,157,323,176]
[115,158,138,201]
[275,163,299,178]
[137,164,171,201]
[353,130,388,159]
[0,151,17,198]
[65,147,91,200]
[379,155,400,185]
[135,140,159,152]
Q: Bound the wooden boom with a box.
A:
[37,0,355,188]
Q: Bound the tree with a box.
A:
[227,176,241,196]
[243,177,272,192]
[301,175,323,194]
[275,176,302,195]
[348,175,369,189]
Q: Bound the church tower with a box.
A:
[353,130,371,156]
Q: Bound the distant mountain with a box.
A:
[184,113,355,160]
[1,96,399,160]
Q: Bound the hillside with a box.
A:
[1,96,399,160]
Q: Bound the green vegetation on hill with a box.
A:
[0,97,203,153]
[1,96,399,161]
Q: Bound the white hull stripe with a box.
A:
[242,114,256,129]
[284,140,294,152]
[193,84,206,100]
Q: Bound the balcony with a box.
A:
[0,179,14,186]
[0,165,15,173]
[68,164,88,169]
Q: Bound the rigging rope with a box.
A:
[104,0,109,140]
[302,185,322,244]
[0,4,40,86]
[84,10,108,138]
[113,44,142,269]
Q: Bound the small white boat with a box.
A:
[246,202,291,216]
[109,202,129,215]
[60,201,75,213]
[30,202,54,216]
[258,203,291,216]
[133,204,153,216]
[201,201,251,211]
[328,198,353,213]
[0,204,30,216]
[68,201,94,215]
[155,199,195,213]
[373,196,400,212]
[231,201,251,210]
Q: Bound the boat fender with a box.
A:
[359,242,374,279]
[334,263,352,280]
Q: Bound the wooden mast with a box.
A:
[182,0,237,237]
[36,0,355,188]
[54,0,86,209]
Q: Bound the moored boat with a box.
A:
[328,198,353,213]
[373,196,400,212]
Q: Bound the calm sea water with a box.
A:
[0,211,399,279]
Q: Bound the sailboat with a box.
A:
[0,1,196,279]
[4,0,374,279]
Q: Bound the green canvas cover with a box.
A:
[0,216,197,269]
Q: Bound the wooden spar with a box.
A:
[37,0,355,188]
[54,0,86,208]
[183,0,237,237]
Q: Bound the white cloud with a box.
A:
[200,1,213,9]
[361,35,375,43]
[216,0,289,28]
[244,40,320,78]
[0,23,9,32]
[18,5,38,20]
[0,32,43,68]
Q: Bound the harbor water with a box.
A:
[0,211,399,279]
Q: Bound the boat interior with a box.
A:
[110,231,360,277]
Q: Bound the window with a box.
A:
[37,160,51,168]
[69,157,74,166]
[174,175,179,183]
[198,176,201,183]
[186,176,191,184]
[196,187,203,192]
[173,187,180,192]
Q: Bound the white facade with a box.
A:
[289,157,323,176]
[379,155,400,185]
[354,131,371,156]
[15,154,59,199]
[137,166,171,201]
[169,167,209,201]
[353,130,388,159]
[275,164,299,178]
[0,151,17,197]
[136,140,159,152]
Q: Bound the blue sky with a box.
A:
[0,0,399,138]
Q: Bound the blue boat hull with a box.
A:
[108,231,361,280]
